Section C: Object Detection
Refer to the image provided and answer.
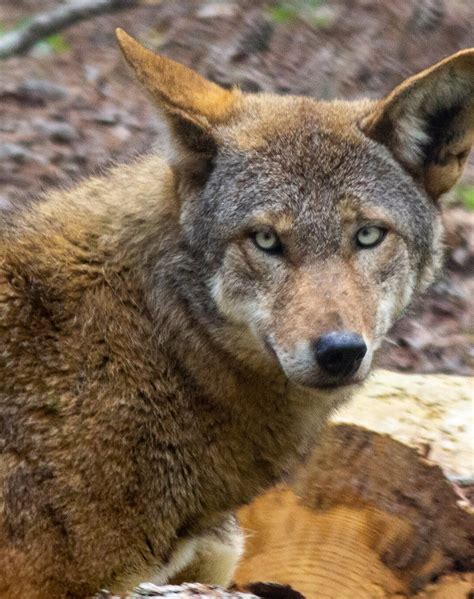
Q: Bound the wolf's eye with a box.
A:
[355,225,386,249]
[252,228,282,253]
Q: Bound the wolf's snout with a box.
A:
[314,332,367,378]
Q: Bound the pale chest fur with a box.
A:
[116,519,244,593]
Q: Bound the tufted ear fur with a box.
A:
[361,49,474,199]
[116,28,240,186]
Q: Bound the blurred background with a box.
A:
[1,0,473,378]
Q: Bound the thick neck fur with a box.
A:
[138,163,343,495]
[2,154,343,524]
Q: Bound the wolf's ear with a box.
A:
[116,28,239,184]
[361,49,474,199]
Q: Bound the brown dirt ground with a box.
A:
[1,0,473,376]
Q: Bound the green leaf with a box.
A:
[458,184,474,211]
[44,33,70,53]
[268,4,298,23]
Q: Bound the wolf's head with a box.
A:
[117,30,473,389]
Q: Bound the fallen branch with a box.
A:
[95,582,303,599]
[0,0,159,59]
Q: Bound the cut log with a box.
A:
[235,425,474,599]
[335,370,473,478]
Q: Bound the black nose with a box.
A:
[314,331,367,378]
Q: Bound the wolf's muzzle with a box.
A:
[314,331,367,378]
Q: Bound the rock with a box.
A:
[0,120,18,133]
[94,107,121,125]
[83,64,99,82]
[15,79,69,104]
[111,125,131,142]
[35,119,79,143]
[0,142,40,163]
[196,3,238,19]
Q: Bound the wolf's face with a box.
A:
[183,98,442,388]
[116,31,473,388]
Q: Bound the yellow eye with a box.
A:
[355,225,386,249]
[253,229,282,253]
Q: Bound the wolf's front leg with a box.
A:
[163,515,244,588]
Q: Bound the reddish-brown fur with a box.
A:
[1,31,473,597]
